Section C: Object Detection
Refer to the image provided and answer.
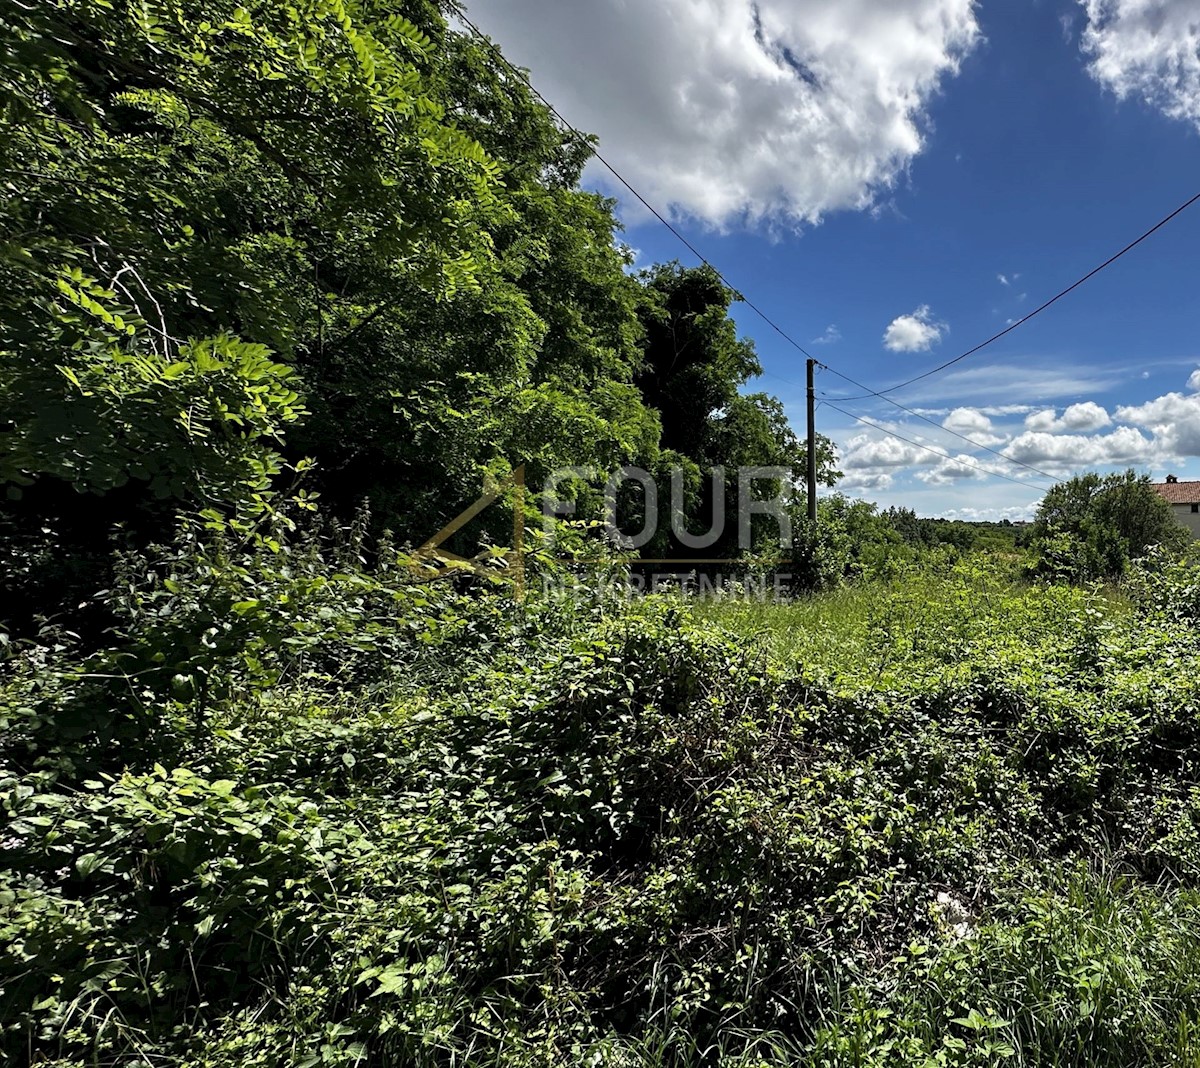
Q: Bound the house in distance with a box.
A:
[1153,475,1200,539]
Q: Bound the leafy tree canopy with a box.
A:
[0,0,837,626]
[1,0,500,505]
[1029,469,1189,582]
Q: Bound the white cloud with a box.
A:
[1004,426,1157,470]
[1116,392,1200,456]
[1081,0,1200,129]
[978,404,1038,417]
[943,406,989,433]
[1188,368,1200,391]
[998,273,1010,286]
[942,406,1006,446]
[1023,410,1058,432]
[843,432,942,471]
[1023,402,1112,433]
[900,362,1123,405]
[834,380,1200,496]
[812,324,842,345]
[475,0,980,229]
[943,407,991,434]
[839,470,897,492]
[910,405,1037,417]
[884,304,947,352]
[916,453,990,485]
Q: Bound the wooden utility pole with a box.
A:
[806,358,817,523]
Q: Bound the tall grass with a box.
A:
[693,563,1133,686]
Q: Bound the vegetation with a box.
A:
[1025,470,1187,582]
[4,4,1200,1067]
[8,533,1200,1065]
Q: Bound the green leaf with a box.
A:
[75,853,104,877]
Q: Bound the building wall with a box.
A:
[1171,503,1200,539]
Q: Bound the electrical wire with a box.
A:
[823,189,1200,401]
[454,5,1151,495]
[454,7,821,363]
[822,402,1056,491]
[815,363,1063,482]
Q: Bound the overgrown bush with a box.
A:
[1026,470,1188,583]
[8,547,1200,1064]
[0,506,512,780]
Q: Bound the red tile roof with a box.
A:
[1153,480,1200,505]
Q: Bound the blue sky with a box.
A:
[475,0,1200,519]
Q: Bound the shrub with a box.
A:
[1027,470,1188,583]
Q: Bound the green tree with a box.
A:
[1,0,498,505]
[635,263,762,460]
[631,264,838,562]
[288,12,662,538]
[0,0,502,634]
[1029,469,1188,582]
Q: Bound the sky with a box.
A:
[470,0,1200,520]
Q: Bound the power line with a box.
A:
[823,401,1056,491]
[454,8,820,364]
[815,363,1063,482]
[824,189,1200,402]
[456,7,1118,494]
[765,361,1064,483]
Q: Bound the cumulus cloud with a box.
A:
[834,379,1200,493]
[842,432,941,471]
[884,305,947,352]
[1081,0,1200,129]
[940,406,1007,446]
[1023,402,1112,434]
[812,324,842,345]
[839,470,897,492]
[1004,426,1157,470]
[1116,392,1200,456]
[475,0,980,229]
[943,407,992,435]
[838,427,1027,492]
[1188,368,1200,391]
[916,453,991,485]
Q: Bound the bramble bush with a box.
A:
[7,538,1200,1064]
[0,504,514,780]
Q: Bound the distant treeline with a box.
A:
[879,507,1023,552]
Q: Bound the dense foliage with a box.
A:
[8,533,1200,1065]
[5,3,1200,1067]
[881,507,1020,555]
[1026,470,1187,582]
[2,0,496,500]
[1,0,837,635]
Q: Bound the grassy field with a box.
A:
[6,555,1200,1066]
[695,559,1132,682]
